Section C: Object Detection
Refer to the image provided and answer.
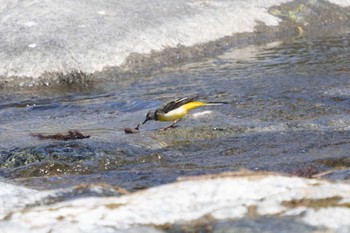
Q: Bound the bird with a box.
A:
[142,96,228,130]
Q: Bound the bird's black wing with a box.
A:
[161,96,197,113]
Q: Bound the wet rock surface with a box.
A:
[1,172,350,232]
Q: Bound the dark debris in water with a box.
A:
[31,130,90,141]
[124,124,140,134]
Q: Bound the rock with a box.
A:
[1,171,350,232]
[0,0,284,85]
[1,0,349,87]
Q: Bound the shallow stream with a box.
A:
[1,33,350,191]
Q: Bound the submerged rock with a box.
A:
[320,168,350,182]
[1,171,350,232]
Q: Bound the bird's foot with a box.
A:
[160,124,178,131]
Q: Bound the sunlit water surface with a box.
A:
[1,34,350,190]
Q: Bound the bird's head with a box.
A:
[143,110,156,124]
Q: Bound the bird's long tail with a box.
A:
[205,101,229,106]
[183,101,228,112]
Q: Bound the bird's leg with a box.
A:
[161,119,181,130]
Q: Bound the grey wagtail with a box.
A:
[142,96,228,129]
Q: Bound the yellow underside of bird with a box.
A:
[156,101,209,122]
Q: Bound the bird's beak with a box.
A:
[142,118,149,124]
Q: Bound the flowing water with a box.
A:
[1,0,350,231]
[1,33,350,191]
